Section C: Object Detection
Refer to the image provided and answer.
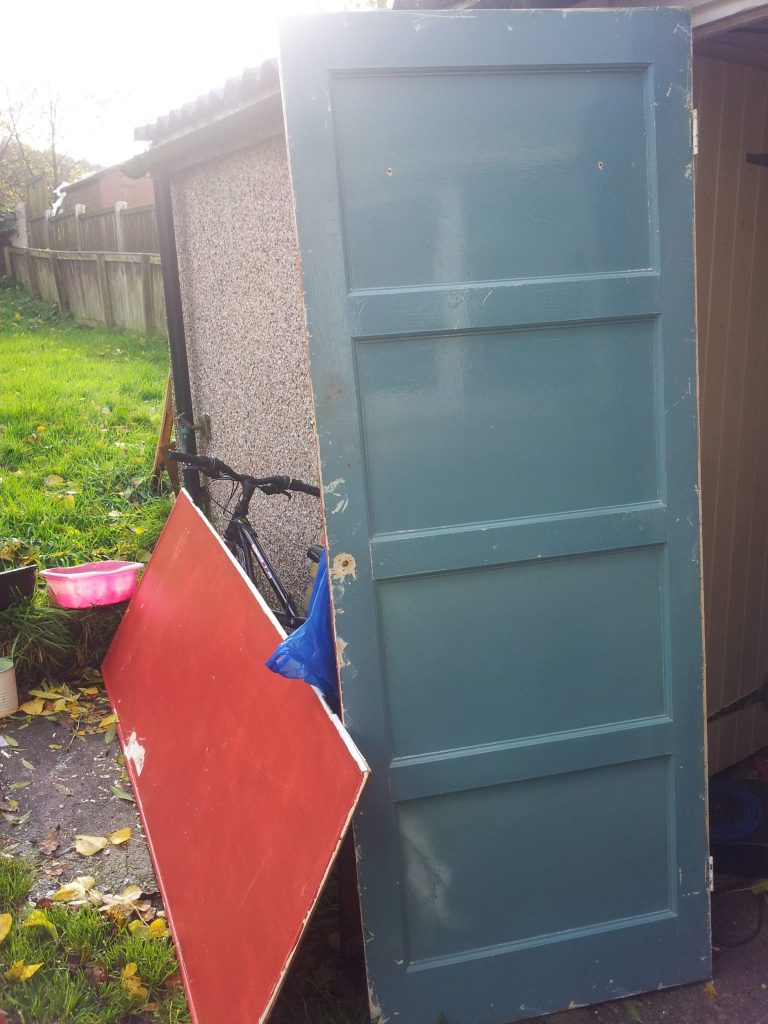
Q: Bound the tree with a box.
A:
[0,87,101,220]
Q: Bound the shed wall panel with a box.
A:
[171,137,322,609]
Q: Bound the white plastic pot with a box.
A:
[0,657,19,717]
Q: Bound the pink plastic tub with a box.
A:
[40,561,143,609]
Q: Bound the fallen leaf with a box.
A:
[108,827,131,846]
[42,474,64,487]
[704,981,720,1004]
[48,743,62,750]
[4,959,43,982]
[39,828,61,856]
[0,913,11,942]
[75,834,109,857]
[98,713,118,731]
[0,734,18,747]
[98,886,152,921]
[3,810,31,826]
[18,699,44,716]
[21,910,58,941]
[28,685,73,700]
[52,876,96,902]
[79,686,100,696]
[623,1000,643,1023]
[104,723,116,745]
[121,962,149,1003]
[21,759,35,771]
[86,964,108,986]
[9,780,31,790]
[63,494,75,509]
[148,918,170,940]
[111,785,134,803]
[103,905,129,924]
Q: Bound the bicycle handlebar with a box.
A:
[166,451,237,478]
[166,451,320,498]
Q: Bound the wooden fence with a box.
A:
[28,203,160,255]
[122,206,160,254]
[80,209,118,252]
[7,246,166,336]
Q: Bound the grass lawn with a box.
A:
[0,279,172,572]
[0,280,173,686]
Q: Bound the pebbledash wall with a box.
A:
[169,138,322,607]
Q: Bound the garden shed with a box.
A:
[126,6,768,1021]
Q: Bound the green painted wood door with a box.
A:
[280,10,709,1022]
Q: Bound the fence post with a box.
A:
[114,201,127,252]
[140,254,153,334]
[28,252,42,299]
[14,203,29,248]
[42,210,52,249]
[4,246,13,278]
[74,204,85,252]
[96,254,114,328]
[49,253,67,317]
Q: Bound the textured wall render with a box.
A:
[172,137,322,609]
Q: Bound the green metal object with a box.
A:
[280,10,709,1022]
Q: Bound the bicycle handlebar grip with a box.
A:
[289,479,321,498]
[165,451,219,474]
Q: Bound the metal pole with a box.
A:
[152,169,202,503]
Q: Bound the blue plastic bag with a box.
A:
[266,549,339,711]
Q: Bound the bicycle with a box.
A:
[166,451,321,631]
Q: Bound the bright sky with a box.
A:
[3,0,382,170]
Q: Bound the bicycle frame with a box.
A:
[224,515,306,631]
[164,450,317,633]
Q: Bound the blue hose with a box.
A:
[710,779,765,842]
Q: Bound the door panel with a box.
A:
[356,319,660,532]
[280,10,709,1022]
[397,756,671,962]
[379,547,666,756]
[332,68,653,287]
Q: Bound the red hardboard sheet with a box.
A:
[101,490,368,1024]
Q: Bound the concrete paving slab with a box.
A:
[0,712,156,899]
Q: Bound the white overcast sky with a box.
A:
[3,0,382,170]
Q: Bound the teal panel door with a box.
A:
[280,10,709,1023]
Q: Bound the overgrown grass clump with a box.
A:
[0,279,172,571]
[0,598,124,690]
[0,857,36,912]
[0,857,190,1023]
